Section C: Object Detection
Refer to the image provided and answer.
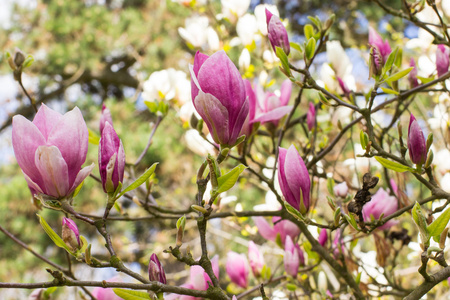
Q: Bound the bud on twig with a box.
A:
[176,215,186,247]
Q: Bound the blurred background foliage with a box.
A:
[0,0,445,299]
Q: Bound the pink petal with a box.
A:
[277,147,298,208]
[279,80,292,106]
[47,107,88,186]
[12,115,46,190]
[32,104,62,140]
[34,146,70,198]
[190,51,210,102]
[68,163,95,195]
[284,145,310,211]
[252,105,293,124]
[252,217,277,241]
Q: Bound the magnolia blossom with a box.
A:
[184,129,216,157]
[148,253,166,284]
[190,51,249,147]
[277,145,311,214]
[92,277,122,300]
[318,228,328,246]
[251,80,293,125]
[62,217,81,252]
[306,102,315,131]
[239,48,251,70]
[12,104,94,200]
[236,14,258,46]
[100,104,113,134]
[178,16,219,51]
[284,235,300,277]
[321,41,355,93]
[409,58,419,88]
[368,27,391,65]
[166,256,219,300]
[253,216,300,245]
[266,9,290,55]
[248,241,265,277]
[436,44,450,77]
[142,68,191,104]
[226,252,250,288]
[333,182,348,198]
[221,0,251,23]
[362,188,398,230]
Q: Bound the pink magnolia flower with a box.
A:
[253,216,300,245]
[333,182,348,198]
[99,121,125,194]
[12,104,94,200]
[190,51,249,147]
[226,251,249,288]
[337,77,351,97]
[436,44,449,78]
[284,235,300,277]
[368,27,391,64]
[266,9,290,55]
[278,145,311,214]
[239,79,258,137]
[362,188,398,230]
[408,113,427,165]
[306,102,315,131]
[248,241,265,277]
[62,217,81,252]
[251,80,293,125]
[91,277,122,300]
[148,253,166,284]
[166,255,219,300]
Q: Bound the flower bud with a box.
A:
[368,27,391,64]
[306,102,316,131]
[99,122,125,194]
[409,58,419,88]
[148,253,167,284]
[436,44,449,78]
[248,241,265,277]
[408,113,427,165]
[265,8,290,55]
[318,228,328,246]
[14,48,26,69]
[277,145,310,214]
[333,182,348,198]
[190,51,249,147]
[62,217,81,252]
[226,251,249,288]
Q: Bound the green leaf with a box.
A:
[284,201,305,221]
[216,164,247,194]
[305,37,316,60]
[327,177,335,196]
[382,47,398,75]
[428,206,450,237]
[417,75,435,84]
[394,48,403,68]
[289,42,303,53]
[37,214,74,255]
[72,181,84,198]
[344,214,359,231]
[318,92,330,106]
[375,156,415,173]
[112,289,151,300]
[79,236,89,253]
[275,47,291,76]
[88,128,100,145]
[360,130,369,150]
[384,67,414,83]
[117,163,158,198]
[286,283,297,291]
[380,87,399,95]
[412,202,430,244]
[22,54,34,69]
[44,287,58,296]
[304,24,314,40]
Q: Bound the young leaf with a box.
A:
[427,206,450,237]
[290,42,303,53]
[284,201,305,221]
[304,24,314,40]
[344,214,359,231]
[117,163,158,198]
[112,289,151,300]
[37,214,74,255]
[360,130,369,150]
[384,67,414,83]
[327,177,335,196]
[375,156,415,173]
[380,87,399,95]
[305,37,316,60]
[216,164,247,194]
[275,47,291,76]
[412,202,430,244]
[382,47,398,75]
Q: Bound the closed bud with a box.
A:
[226,251,249,288]
[425,149,434,169]
[62,217,81,252]
[248,241,265,277]
[284,235,300,277]
[408,114,427,165]
[148,253,167,284]
[333,182,348,198]
[318,228,328,247]
[14,48,26,68]
[436,44,449,78]
[307,102,316,131]
[265,8,290,55]
[176,215,186,247]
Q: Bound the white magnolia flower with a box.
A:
[142,69,190,104]
[184,129,216,157]
[254,4,279,35]
[221,0,251,23]
[239,48,251,70]
[178,16,219,50]
[236,13,258,46]
[324,40,356,91]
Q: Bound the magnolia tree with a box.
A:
[2,0,450,299]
